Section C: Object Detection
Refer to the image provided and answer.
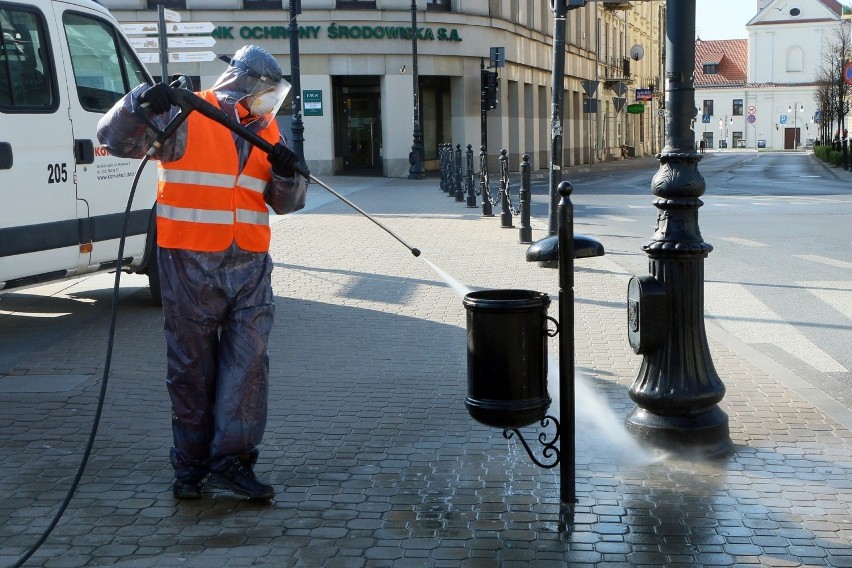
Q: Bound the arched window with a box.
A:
[786,46,804,72]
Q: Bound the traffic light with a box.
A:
[483,70,499,111]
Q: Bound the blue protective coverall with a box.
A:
[97,56,306,482]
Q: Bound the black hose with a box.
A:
[8,155,151,568]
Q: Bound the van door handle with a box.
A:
[74,139,94,165]
[0,142,12,169]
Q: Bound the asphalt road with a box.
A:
[531,150,852,411]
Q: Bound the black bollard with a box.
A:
[444,142,455,195]
[499,149,514,228]
[556,181,576,506]
[466,144,478,208]
[480,145,494,217]
[455,144,465,201]
[844,138,849,171]
[518,154,532,243]
[439,143,447,192]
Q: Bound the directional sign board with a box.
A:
[166,22,215,34]
[129,36,216,50]
[121,22,214,35]
[168,51,216,62]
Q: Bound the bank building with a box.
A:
[104,0,664,177]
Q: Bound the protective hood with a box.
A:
[211,45,290,126]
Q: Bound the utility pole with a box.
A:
[408,0,425,180]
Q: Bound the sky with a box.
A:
[695,0,757,40]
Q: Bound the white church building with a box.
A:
[694,0,847,151]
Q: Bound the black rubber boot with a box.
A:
[208,460,275,501]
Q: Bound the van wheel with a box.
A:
[147,253,163,306]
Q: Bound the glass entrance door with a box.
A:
[334,77,382,173]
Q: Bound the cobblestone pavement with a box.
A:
[1,163,851,567]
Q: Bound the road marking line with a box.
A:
[718,237,770,247]
[706,282,847,373]
[795,255,852,270]
[799,281,852,320]
[597,214,635,222]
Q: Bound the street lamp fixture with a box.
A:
[288,0,306,172]
[788,103,804,149]
[408,0,425,180]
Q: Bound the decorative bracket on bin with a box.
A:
[503,415,561,469]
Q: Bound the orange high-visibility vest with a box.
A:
[156,90,279,253]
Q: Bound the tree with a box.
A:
[816,22,852,141]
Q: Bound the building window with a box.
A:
[145,0,187,9]
[733,99,743,116]
[336,0,376,8]
[703,100,714,116]
[427,0,451,11]
[244,0,284,9]
[786,46,803,72]
[702,63,718,75]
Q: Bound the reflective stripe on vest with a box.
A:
[156,90,279,253]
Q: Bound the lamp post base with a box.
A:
[625,405,733,459]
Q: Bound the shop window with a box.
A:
[733,99,743,116]
[244,0,284,9]
[427,0,452,11]
[336,0,377,8]
[146,0,187,10]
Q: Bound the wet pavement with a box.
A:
[1,158,851,567]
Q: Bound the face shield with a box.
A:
[211,45,291,126]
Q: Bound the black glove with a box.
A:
[267,143,299,177]
[139,83,176,114]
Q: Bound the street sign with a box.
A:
[121,23,159,35]
[168,51,217,62]
[747,114,756,124]
[657,108,665,116]
[303,90,323,116]
[138,52,159,64]
[583,97,598,113]
[166,22,215,34]
[611,81,628,96]
[702,113,711,123]
[635,88,653,101]
[845,61,852,86]
[489,47,505,68]
[581,79,599,96]
[747,105,756,115]
[780,115,788,124]
[613,96,626,113]
[130,36,216,49]
[627,103,645,114]
[121,22,215,35]
[163,8,181,23]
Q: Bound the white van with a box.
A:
[0,0,160,302]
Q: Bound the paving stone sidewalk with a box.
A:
[1,170,850,567]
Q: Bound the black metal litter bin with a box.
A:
[463,289,552,429]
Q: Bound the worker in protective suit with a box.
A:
[97,45,306,501]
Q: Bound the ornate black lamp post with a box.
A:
[408,0,425,179]
[288,0,306,171]
[625,0,732,457]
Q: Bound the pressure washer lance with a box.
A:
[164,88,421,257]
